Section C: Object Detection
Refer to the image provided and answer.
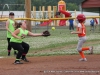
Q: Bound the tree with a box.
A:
[0,0,84,11]
[67,3,78,11]
[13,0,25,11]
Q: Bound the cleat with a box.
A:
[21,57,29,62]
[90,46,93,54]
[14,60,23,64]
[79,58,87,62]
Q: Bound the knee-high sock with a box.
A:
[79,51,85,58]
[82,47,89,51]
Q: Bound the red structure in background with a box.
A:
[40,20,52,26]
[58,0,67,26]
[94,18,98,24]
[82,0,100,8]
[81,0,100,25]
[40,0,68,26]
[59,10,71,26]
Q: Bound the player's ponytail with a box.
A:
[15,22,22,30]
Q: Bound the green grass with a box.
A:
[0,26,100,56]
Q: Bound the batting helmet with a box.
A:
[77,14,86,23]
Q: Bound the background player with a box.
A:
[6,12,17,56]
[90,18,95,32]
[10,21,50,64]
[69,16,74,31]
[71,14,93,61]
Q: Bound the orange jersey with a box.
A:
[77,23,86,37]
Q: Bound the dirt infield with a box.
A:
[0,55,100,75]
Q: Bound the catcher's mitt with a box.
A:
[42,30,50,37]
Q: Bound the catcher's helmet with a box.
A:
[77,14,86,23]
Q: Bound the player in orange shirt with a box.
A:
[71,14,93,61]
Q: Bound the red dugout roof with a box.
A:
[82,0,100,8]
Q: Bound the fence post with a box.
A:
[42,6,45,19]
[53,6,57,26]
[74,9,77,27]
[33,6,36,19]
[48,6,51,26]
[25,0,31,31]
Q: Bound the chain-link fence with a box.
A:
[0,20,100,56]
[0,9,100,56]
